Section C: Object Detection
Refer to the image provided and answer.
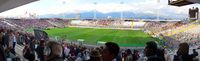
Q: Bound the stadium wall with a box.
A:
[70,20,146,28]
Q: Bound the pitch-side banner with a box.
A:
[34,29,49,41]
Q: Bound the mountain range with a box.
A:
[39,11,187,20]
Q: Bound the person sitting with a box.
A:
[173,42,198,61]
[192,49,199,61]
[44,41,64,61]
[144,41,165,61]
[132,50,140,61]
[76,47,89,61]
[125,49,133,61]
[87,49,101,61]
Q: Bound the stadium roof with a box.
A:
[0,0,38,13]
[168,0,200,6]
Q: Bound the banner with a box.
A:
[34,29,49,41]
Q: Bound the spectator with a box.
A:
[10,32,17,50]
[164,49,171,61]
[23,44,35,61]
[87,49,101,61]
[75,46,81,56]
[24,34,31,45]
[132,50,140,61]
[44,41,64,61]
[68,44,77,61]
[0,41,6,61]
[101,42,120,61]
[76,47,89,61]
[62,43,70,59]
[144,41,165,61]
[192,49,199,61]
[0,29,4,45]
[192,49,198,56]
[125,49,133,61]
[2,30,10,48]
[18,33,24,45]
[30,36,36,52]
[122,51,126,61]
[28,53,36,61]
[116,52,122,61]
[173,43,197,61]
[36,40,45,61]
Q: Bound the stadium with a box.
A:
[45,20,154,47]
[0,0,200,61]
[1,18,158,47]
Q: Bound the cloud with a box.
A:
[0,0,199,18]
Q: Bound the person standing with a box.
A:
[12,32,17,50]
[36,40,45,61]
[2,30,10,48]
[30,36,36,52]
[0,29,4,45]
[0,40,6,61]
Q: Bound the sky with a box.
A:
[0,0,199,18]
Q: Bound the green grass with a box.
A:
[44,27,157,47]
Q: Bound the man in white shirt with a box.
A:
[10,32,17,50]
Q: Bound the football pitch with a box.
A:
[44,27,157,47]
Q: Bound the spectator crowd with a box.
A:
[0,19,200,61]
[0,25,199,61]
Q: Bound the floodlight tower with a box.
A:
[120,2,124,21]
[62,0,66,19]
[94,2,97,20]
[157,0,160,21]
[75,10,80,20]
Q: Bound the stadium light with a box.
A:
[157,0,160,21]
[94,2,97,20]
[120,2,124,21]
[62,0,66,19]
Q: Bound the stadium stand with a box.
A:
[0,18,200,61]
